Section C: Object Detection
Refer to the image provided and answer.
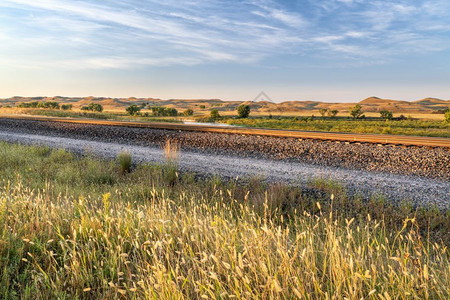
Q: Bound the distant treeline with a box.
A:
[150,106,178,116]
[17,101,73,110]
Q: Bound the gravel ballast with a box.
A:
[0,118,448,208]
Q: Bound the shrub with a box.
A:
[210,109,220,119]
[183,109,194,116]
[349,104,365,119]
[126,104,141,116]
[117,151,132,173]
[237,104,250,118]
[199,105,206,109]
[61,104,73,110]
[445,109,450,123]
[379,110,393,120]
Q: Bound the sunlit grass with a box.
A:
[0,142,448,299]
[218,117,450,138]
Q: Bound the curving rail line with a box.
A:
[1,114,449,148]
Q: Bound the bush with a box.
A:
[61,104,73,110]
[183,109,194,116]
[199,105,206,109]
[126,104,141,116]
[379,110,393,120]
[445,109,450,123]
[237,104,250,118]
[210,109,220,119]
[117,151,132,173]
[349,104,365,119]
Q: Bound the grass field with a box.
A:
[0,141,448,299]
[216,117,450,138]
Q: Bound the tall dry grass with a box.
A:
[0,183,449,299]
[0,141,448,298]
[162,139,180,164]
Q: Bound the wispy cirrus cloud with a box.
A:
[0,0,449,71]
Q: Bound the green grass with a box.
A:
[0,142,449,299]
[215,117,450,138]
[24,109,182,123]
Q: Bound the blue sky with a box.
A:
[0,0,449,102]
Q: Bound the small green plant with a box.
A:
[117,151,132,173]
[61,104,73,110]
[445,109,450,123]
[237,104,251,118]
[199,105,206,109]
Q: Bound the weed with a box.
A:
[117,151,132,173]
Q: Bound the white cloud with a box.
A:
[0,0,449,70]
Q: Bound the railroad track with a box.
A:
[1,114,449,148]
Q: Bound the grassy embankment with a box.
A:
[0,141,448,299]
[217,117,450,138]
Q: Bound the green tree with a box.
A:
[183,109,194,116]
[126,104,141,116]
[237,104,250,118]
[379,110,393,120]
[89,103,103,112]
[81,103,103,112]
[318,108,328,117]
[151,106,178,116]
[210,109,220,119]
[349,104,364,119]
[328,109,338,117]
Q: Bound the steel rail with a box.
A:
[1,114,449,148]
